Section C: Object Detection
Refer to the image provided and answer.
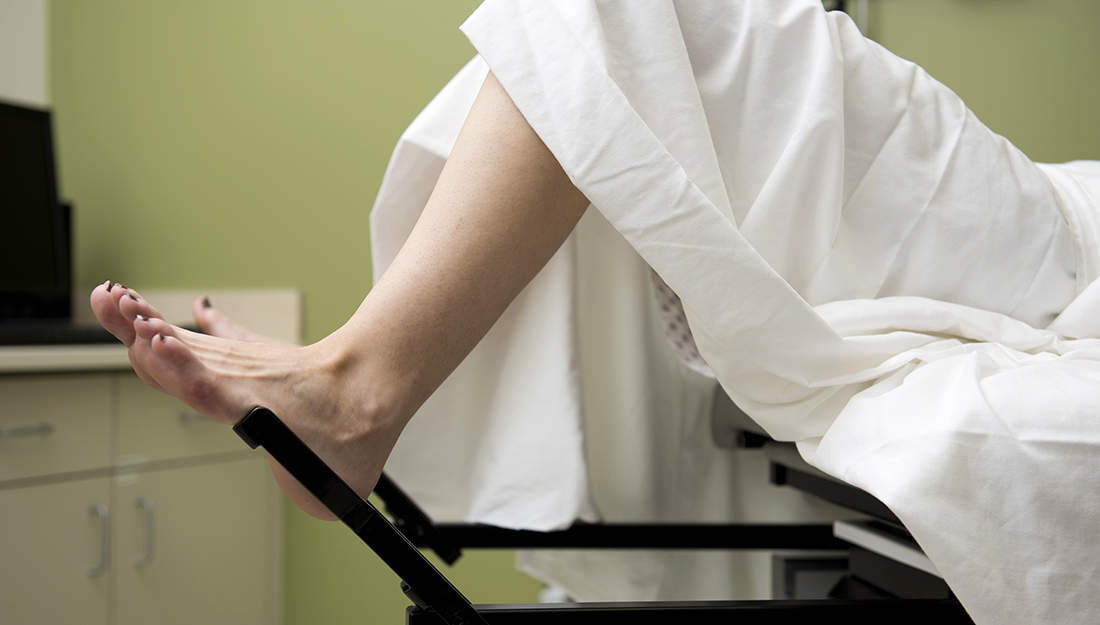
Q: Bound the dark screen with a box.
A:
[0,101,68,318]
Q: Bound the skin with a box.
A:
[90,72,590,520]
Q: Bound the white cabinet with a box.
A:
[114,375,246,464]
[0,374,112,482]
[0,477,112,625]
[0,371,281,625]
[113,460,277,625]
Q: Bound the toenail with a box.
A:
[203,296,211,309]
[136,314,146,321]
[128,293,138,301]
[106,282,114,292]
[158,333,166,342]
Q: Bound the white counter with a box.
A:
[0,344,129,373]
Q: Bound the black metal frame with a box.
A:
[770,460,901,525]
[234,407,488,625]
[405,598,971,624]
[234,407,973,624]
[396,519,847,551]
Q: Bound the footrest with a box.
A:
[233,407,487,625]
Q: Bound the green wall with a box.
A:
[872,0,1100,163]
[49,1,1099,624]
[51,1,542,624]
[52,0,486,342]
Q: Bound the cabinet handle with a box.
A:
[133,496,155,567]
[0,422,53,438]
[178,411,209,424]
[87,504,109,577]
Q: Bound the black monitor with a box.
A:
[0,100,71,320]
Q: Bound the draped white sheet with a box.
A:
[373,2,1100,622]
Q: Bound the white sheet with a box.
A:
[374,55,848,601]
[373,2,1100,622]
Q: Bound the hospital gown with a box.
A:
[371,1,1100,623]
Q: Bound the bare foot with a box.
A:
[191,296,280,344]
[90,283,407,521]
[90,280,164,347]
[91,281,174,392]
[90,284,278,346]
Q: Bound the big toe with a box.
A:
[91,281,135,345]
[192,296,277,344]
[192,296,227,336]
[130,319,248,424]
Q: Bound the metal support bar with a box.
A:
[407,599,974,625]
[234,408,488,625]
[372,468,844,553]
[771,463,901,525]
[233,406,972,625]
[401,523,847,551]
[375,472,463,565]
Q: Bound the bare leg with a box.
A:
[90,72,589,520]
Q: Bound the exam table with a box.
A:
[232,390,976,624]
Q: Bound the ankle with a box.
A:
[310,325,414,431]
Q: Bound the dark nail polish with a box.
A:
[203,297,211,309]
[128,293,138,301]
[159,334,167,342]
[106,282,114,292]
[136,314,146,321]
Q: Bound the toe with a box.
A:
[90,280,135,346]
[192,296,220,336]
[133,314,172,342]
[118,288,164,324]
[130,359,169,394]
[129,318,188,394]
[125,329,168,393]
[131,326,247,425]
[154,335,248,424]
[192,295,278,344]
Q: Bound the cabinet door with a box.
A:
[114,374,245,465]
[114,458,278,625]
[0,374,111,481]
[0,478,111,625]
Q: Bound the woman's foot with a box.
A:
[191,295,280,344]
[90,280,158,347]
[90,282,408,521]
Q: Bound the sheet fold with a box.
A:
[372,2,1100,622]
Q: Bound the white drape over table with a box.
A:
[372,2,1100,623]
